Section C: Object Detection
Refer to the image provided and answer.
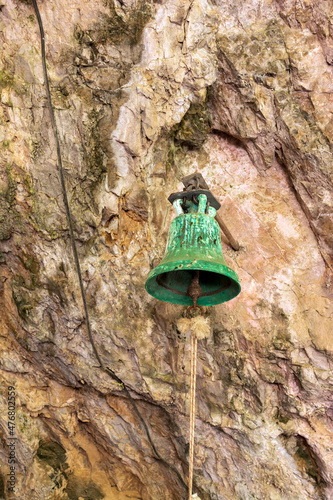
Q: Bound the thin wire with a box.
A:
[31,0,187,492]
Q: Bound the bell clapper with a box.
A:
[188,270,202,307]
[186,270,203,317]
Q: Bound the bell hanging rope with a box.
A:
[145,173,241,499]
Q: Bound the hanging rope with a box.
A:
[31,0,188,493]
[177,314,210,499]
[189,325,198,499]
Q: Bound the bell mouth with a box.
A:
[156,270,231,297]
[145,263,241,306]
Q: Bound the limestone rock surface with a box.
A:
[0,0,333,499]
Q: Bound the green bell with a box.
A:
[145,191,241,306]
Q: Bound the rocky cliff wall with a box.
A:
[0,0,333,498]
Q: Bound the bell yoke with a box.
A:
[145,175,241,307]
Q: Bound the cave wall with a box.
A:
[0,0,333,498]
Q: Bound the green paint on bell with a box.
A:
[145,194,241,306]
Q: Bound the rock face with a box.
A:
[0,0,333,498]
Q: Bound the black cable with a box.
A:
[31,0,188,493]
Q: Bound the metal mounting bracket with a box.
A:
[168,189,221,210]
[179,172,240,251]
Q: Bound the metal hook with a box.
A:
[192,194,199,205]
[186,304,204,318]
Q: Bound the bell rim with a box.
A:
[145,259,241,306]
